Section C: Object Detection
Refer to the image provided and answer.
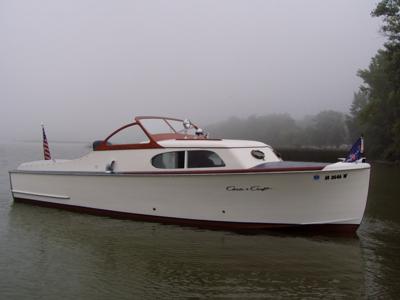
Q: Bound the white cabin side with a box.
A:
[16,139,281,173]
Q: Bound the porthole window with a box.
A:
[152,151,185,169]
[251,150,265,160]
[187,150,225,168]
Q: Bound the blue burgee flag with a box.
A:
[345,136,364,162]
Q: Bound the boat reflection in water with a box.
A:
[5,202,365,299]
[9,116,370,233]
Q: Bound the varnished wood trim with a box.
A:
[94,122,163,151]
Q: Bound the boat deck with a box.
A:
[253,161,329,172]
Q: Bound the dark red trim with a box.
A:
[119,166,325,175]
[13,197,359,235]
[11,166,327,176]
[94,116,206,151]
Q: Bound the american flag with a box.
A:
[41,123,52,160]
[345,136,364,162]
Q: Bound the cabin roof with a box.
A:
[158,139,268,148]
[94,116,270,151]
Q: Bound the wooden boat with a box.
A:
[9,116,370,232]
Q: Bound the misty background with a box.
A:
[0,0,384,142]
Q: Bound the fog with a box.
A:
[0,0,384,141]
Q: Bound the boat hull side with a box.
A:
[9,166,370,232]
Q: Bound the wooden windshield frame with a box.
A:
[94,116,203,151]
[94,122,161,150]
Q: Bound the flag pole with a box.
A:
[360,134,364,155]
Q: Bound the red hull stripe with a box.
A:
[120,166,326,175]
[11,165,327,176]
[13,197,359,235]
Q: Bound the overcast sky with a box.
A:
[0,0,384,141]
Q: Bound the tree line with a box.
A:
[209,0,400,161]
[207,111,350,149]
[348,0,400,161]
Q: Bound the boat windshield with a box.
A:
[97,116,205,150]
[139,118,197,136]
[140,119,176,134]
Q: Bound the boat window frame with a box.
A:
[151,150,226,169]
[151,151,186,169]
[94,122,162,151]
[186,150,226,168]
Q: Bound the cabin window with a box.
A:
[107,124,149,145]
[152,151,185,169]
[187,150,225,168]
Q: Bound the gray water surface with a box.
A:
[0,142,399,299]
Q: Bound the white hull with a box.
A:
[10,165,370,230]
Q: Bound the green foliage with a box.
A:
[373,0,400,46]
[348,0,400,161]
[347,90,368,141]
[307,111,347,148]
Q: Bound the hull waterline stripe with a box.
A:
[12,190,70,200]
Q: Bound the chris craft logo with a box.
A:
[226,185,271,192]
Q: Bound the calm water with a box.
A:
[0,142,399,299]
